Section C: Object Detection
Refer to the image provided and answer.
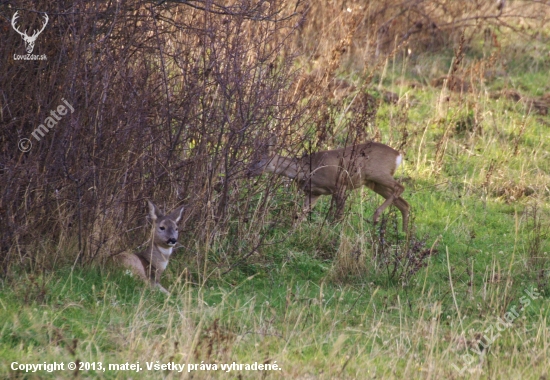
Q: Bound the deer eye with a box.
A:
[159,226,165,231]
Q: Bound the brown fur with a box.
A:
[247,142,409,230]
[114,201,184,295]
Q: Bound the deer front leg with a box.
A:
[330,192,347,222]
[155,282,170,295]
[296,193,320,222]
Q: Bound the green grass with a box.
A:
[3,49,550,379]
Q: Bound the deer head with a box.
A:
[12,11,49,54]
[246,134,279,177]
[147,200,184,248]
[246,152,273,177]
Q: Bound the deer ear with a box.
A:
[168,205,184,223]
[147,200,164,222]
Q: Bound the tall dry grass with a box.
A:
[298,0,549,72]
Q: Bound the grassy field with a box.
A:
[3,50,550,379]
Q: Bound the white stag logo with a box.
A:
[11,11,49,54]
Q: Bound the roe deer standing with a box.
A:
[115,200,184,295]
[247,142,409,230]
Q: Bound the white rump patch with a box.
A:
[395,154,403,168]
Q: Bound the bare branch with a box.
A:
[155,0,303,22]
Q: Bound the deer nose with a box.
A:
[167,238,177,245]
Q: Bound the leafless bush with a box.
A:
[373,214,439,286]
[0,0,312,275]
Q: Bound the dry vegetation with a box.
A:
[1,0,550,378]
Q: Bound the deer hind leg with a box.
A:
[396,196,410,230]
[370,178,407,229]
[116,253,148,281]
[116,253,170,295]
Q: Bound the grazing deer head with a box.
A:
[11,11,49,54]
[247,141,410,230]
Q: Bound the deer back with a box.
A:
[299,142,402,194]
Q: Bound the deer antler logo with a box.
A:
[11,11,49,54]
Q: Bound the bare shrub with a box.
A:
[0,0,310,276]
[374,214,439,286]
[328,210,438,285]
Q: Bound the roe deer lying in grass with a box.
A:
[247,142,409,230]
[115,201,184,295]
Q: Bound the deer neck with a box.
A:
[269,155,302,180]
[139,241,172,269]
